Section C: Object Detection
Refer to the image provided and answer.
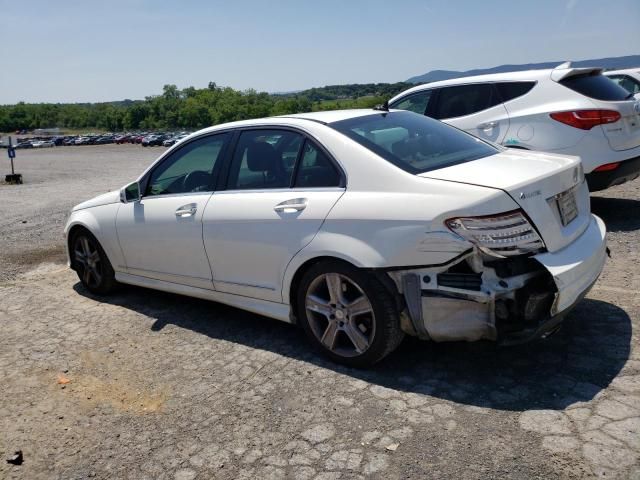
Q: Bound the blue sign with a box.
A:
[8,147,15,159]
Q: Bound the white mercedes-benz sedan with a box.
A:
[64,109,607,366]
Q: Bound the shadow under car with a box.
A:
[73,282,631,413]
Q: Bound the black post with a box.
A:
[5,135,22,184]
[9,136,15,175]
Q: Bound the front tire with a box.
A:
[296,260,404,367]
[71,230,117,295]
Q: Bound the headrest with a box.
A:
[392,136,429,158]
[247,141,278,172]
[446,99,467,118]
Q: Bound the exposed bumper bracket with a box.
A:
[402,273,430,339]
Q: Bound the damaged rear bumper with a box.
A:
[497,274,596,346]
[391,214,607,344]
[534,215,607,314]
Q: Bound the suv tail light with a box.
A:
[445,210,545,258]
[593,162,620,172]
[550,109,621,130]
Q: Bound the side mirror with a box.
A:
[120,182,141,203]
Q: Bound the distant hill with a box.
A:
[406,54,640,84]
[275,82,413,102]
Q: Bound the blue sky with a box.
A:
[1,0,638,104]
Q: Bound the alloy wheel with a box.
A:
[74,235,103,289]
[305,273,376,357]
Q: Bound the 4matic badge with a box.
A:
[519,189,541,200]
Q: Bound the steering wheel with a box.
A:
[182,170,211,192]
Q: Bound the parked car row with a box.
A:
[8,132,192,149]
[13,136,62,148]
[112,132,190,146]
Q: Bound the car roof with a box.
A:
[604,68,640,75]
[189,109,384,138]
[277,109,383,123]
[392,69,553,99]
[390,64,618,101]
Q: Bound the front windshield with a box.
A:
[329,111,498,174]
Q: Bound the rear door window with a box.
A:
[227,130,303,190]
[390,90,433,115]
[294,141,341,188]
[495,81,536,102]
[560,73,631,101]
[432,83,501,120]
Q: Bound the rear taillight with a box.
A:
[594,162,621,172]
[445,210,545,258]
[550,109,621,130]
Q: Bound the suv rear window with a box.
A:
[560,72,632,101]
[495,81,536,102]
[329,111,498,174]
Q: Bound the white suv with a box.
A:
[389,64,640,191]
[604,68,640,100]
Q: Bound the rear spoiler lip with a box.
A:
[550,65,604,82]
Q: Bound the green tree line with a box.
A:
[0,82,413,132]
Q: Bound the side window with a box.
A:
[146,133,230,196]
[294,141,341,188]
[227,129,303,190]
[623,76,640,94]
[390,90,432,115]
[609,75,640,94]
[495,81,536,102]
[432,84,500,120]
[280,134,304,173]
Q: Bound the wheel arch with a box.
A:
[65,206,124,272]
[67,223,92,260]
[283,232,411,317]
[504,145,531,150]
[285,255,404,325]
[287,256,343,323]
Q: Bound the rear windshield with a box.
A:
[560,72,632,101]
[329,111,498,174]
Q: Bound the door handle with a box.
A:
[274,198,307,213]
[478,121,498,130]
[175,203,197,217]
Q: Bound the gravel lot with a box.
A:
[1,145,639,479]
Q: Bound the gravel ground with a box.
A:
[0,146,639,479]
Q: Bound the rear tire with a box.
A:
[70,229,117,295]
[296,260,404,367]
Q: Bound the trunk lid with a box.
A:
[596,99,640,151]
[419,149,590,253]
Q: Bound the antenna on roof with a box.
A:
[373,100,389,112]
[555,61,572,69]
